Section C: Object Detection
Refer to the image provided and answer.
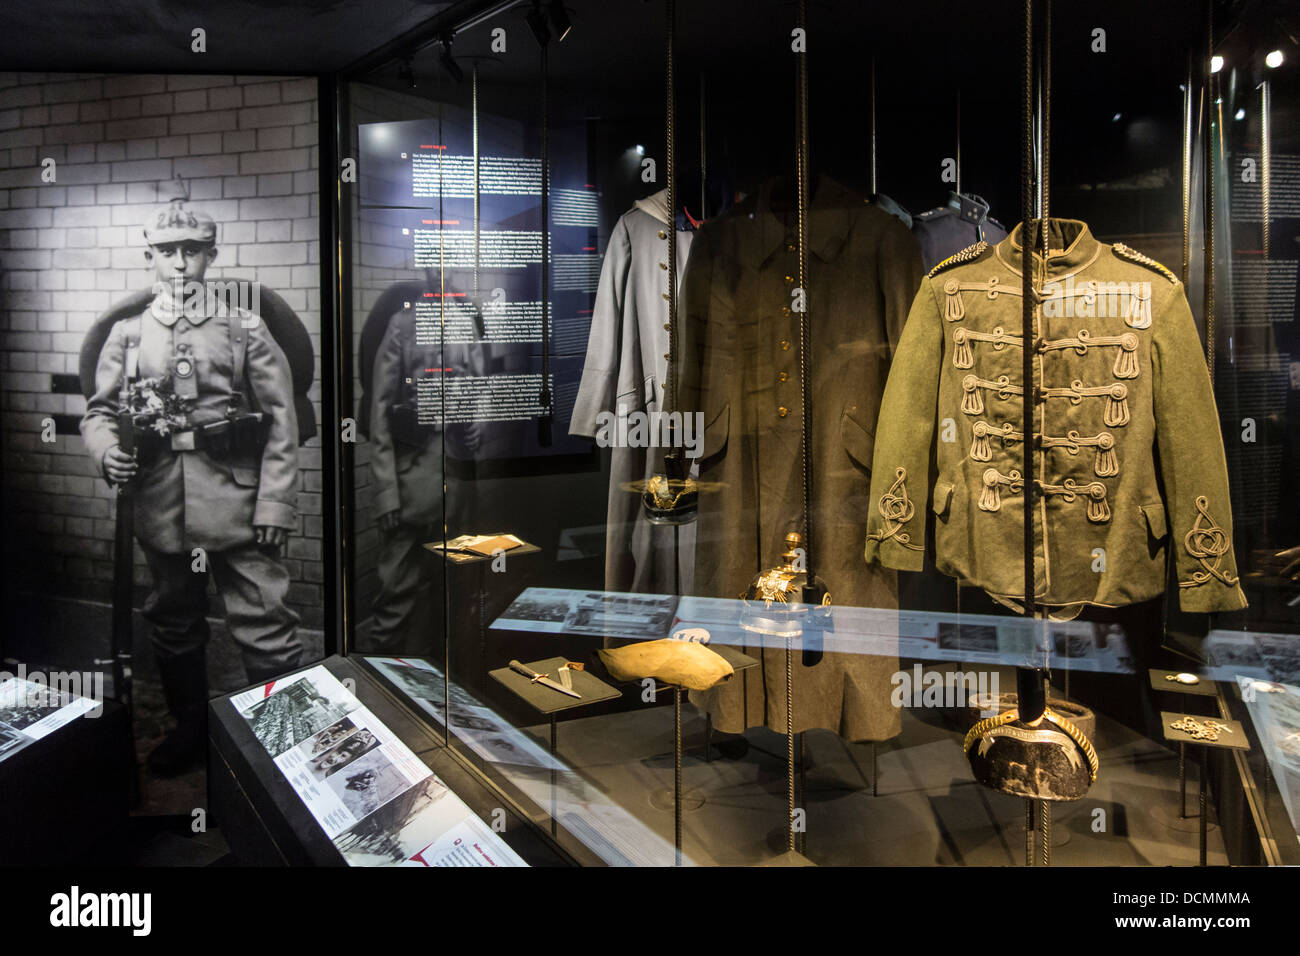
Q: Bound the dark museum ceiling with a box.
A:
[0,0,453,74]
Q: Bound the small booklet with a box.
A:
[432,533,526,557]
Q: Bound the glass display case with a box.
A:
[323,0,1300,867]
[9,0,1297,873]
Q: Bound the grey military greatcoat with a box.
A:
[571,190,696,594]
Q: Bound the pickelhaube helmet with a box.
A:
[739,531,832,665]
[142,176,217,246]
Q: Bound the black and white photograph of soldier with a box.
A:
[328,748,410,819]
[308,728,379,780]
[0,74,325,804]
[355,278,484,655]
[298,717,358,759]
[81,176,311,774]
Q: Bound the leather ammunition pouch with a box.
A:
[202,412,270,458]
[137,413,269,458]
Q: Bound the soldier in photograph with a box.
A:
[366,297,482,651]
[81,185,302,774]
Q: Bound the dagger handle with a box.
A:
[508,659,538,680]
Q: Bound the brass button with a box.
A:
[662,292,670,301]
[663,323,671,331]
[659,261,668,269]
[781,306,791,316]
[778,371,788,383]
[778,406,789,418]
[786,243,796,252]
[784,275,794,284]
[658,230,667,239]
[663,353,670,361]
[780,339,791,351]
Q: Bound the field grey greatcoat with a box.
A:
[571,190,696,594]
[675,176,924,741]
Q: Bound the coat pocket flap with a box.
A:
[229,456,260,488]
[840,407,875,469]
[615,373,657,412]
[932,480,954,517]
[1141,501,1168,539]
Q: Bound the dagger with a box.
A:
[509,660,581,699]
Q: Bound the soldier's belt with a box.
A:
[150,414,267,455]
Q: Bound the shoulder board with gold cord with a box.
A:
[1111,243,1178,284]
[927,240,989,278]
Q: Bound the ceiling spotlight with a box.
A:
[1210,55,1224,73]
[1266,49,1284,69]
[439,34,464,84]
[547,0,572,42]
[526,0,550,45]
[1235,107,1246,120]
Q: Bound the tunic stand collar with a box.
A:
[149,288,224,327]
[1000,218,1102,278]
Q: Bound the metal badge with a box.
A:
[172,350,198,400]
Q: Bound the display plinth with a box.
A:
[0,695,130,866]
[1149,669,1219,698]
[489,657,619,714]
[207,655,579,867]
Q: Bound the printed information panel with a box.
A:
[232,665,526,867]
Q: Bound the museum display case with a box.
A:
[306,0,1300,866]
[2,0,1297,870]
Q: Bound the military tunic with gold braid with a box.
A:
[864,219,1246,616]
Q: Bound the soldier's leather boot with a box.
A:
[148,648,209,776]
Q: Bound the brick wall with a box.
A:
[0,72,325,629]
